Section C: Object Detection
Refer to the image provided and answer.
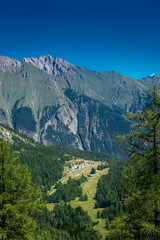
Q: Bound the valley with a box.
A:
[0,54,160,239]
[47,158,109,239]
[1,0,159,238]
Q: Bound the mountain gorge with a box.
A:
[0,55,158,156]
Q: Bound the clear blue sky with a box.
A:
[0,0,160,79]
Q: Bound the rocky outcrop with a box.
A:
[0,54,151,156]
[22,55,77,77]
[0,56,22,74]
[0,55,145,111]
[22,55,145,111]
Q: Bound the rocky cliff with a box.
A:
[0,55,153,156]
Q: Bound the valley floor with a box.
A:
[47,159,109,239]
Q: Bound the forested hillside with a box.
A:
[0,127,110,239]
[1,85,160,239]
[93,86,160,239]
[0,123,110,191]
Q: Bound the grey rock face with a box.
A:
[0,56,22,74]
[0,55,80,89]
[22,55,77,77]
[0,54,151,156]
[21,55,145,111]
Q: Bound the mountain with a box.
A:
[22,55,145,111]
[138,73,160,88]
[0,55,151,156]
[0,55,145,110]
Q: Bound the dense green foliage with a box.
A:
[48,175,87,203]
[12,106,36,132]
[90,167,96,174]
[34,207,72,240]
[11,139,65,191]
[0,125,112,238]
[0,142,43,240]
[50,204,101,239]
[95,161,129,220]
[79,194,88,201]
[8,131,110,193]
[106,85,160,239]
[97,163,108,170]
[0,140,102,239]
[33,204,102,239]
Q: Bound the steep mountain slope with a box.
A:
[23,55,145,111]
[0,63,68,138]
[0,55,145,111]
[41,89,130,155]
[0,55,147,155]
[138,74,160,88]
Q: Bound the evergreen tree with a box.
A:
[107,85,160,239]
[90,167,96,174]
[0,142,43,240]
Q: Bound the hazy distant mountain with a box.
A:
[0,55,155,156]
[137,73,160,88]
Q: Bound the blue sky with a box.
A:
[0,0,160,79]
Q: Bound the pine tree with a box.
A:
[90,167,96,174]
[0,141,43,240]
[107,85,160,239]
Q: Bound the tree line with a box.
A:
[94,85,160,239]
[2,85,160,239]
[47,175,87,203]
[0,141,101,239]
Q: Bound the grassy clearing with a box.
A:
[48,159,102,193]
[70,167,108,239]
[47,159,109,239]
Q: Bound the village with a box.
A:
[66,160,94,174]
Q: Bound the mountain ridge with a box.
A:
[0,54,157,156]
[0,55,145,110]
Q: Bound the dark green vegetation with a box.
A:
[0,140,102,239]
[12,106,36,132]
[0,142,43,240]
[97,163,108,171]
[35,204,101,240]
[94,86,160,239]
[12,138,65,192]
[108,85,160,239]
[48,175,87,203]
[79,194,88,201]
[95,161,128,220]
[0,126,109,193]
[1,84,160,239]
[52,204,101,239]
[90,167,96,174]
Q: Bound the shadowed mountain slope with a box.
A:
[0,55,152,156]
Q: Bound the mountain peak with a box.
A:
[22,55,76,76]
[39,54,54,61]
[0,55,21,73]
[148,73,159,78]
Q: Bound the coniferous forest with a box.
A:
[96,85,160,239]
[1,85,160,239]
